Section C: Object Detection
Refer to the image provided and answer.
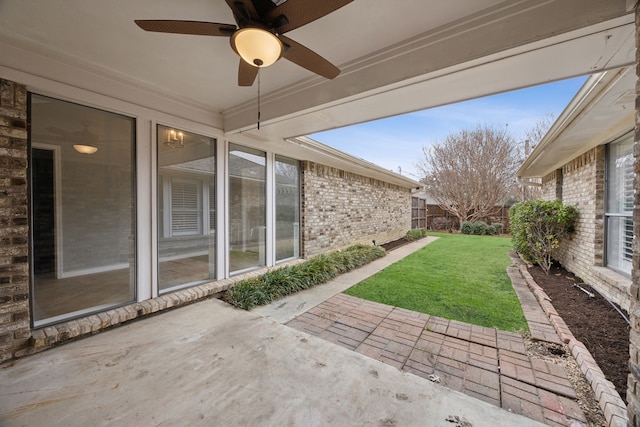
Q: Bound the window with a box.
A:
[170,178,202,236]
[30,94,136,326]
[157,125,216,292]
[605,135,634,275]
[229,144,266,273]
[275,156,300,261]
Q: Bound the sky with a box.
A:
[310,76,589,181]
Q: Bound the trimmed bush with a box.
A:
[462,221,503,235]
[406,227,427,241]
[472,221,489,235]
[224,244,386,310]
[509,200,578,274]
[490,223,503,235]
[460,221,474,234]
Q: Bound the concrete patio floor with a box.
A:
[0,297,547,426]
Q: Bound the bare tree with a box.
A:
[515,113,556,201]
[523,113,556,154]
[416,124,519,225]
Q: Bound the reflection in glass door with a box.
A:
[275,156,300,261]
[229,144,266,273]
[157,125,216,292]
[30,94,136,326]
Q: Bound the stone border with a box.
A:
[16,259,304,358]
[516,261,628,427]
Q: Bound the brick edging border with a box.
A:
[514,259,628,427]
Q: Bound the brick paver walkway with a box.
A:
[287,293,587,426]
[507,263,564,345]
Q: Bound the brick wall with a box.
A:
[554,147,605,267]
[301,161,411,257]
[541,169,562,201]
[0,79,30,362]
[542,146,633,314]
[542,148,635,308]
[629,5,640,422]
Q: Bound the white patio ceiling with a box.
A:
[0,0,635,145]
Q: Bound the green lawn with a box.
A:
[344,233,527,332]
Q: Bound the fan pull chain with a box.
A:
[257,68,261,130]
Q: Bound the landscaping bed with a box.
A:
[380,237,411,251]
[528,263,630,402]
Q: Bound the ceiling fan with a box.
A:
[135,0,352,86]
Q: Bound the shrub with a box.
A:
[472,221,489,235]
[460,221,474,234]
[405,228,427,241]
[224,244,386,310]
[490,223,503,235]
[509,200,578,274]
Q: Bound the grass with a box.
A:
[344,233,527,332]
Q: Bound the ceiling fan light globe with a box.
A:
[231,28,283,68]
[73,144,98,154]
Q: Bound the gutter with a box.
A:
[516,177,542,188]
[287,135,422,188]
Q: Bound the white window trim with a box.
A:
[605,132,634,276]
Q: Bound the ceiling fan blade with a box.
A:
[267,0,353,34]
[238,59,259,86]
[280,35,340,80]
[134,20,236,37]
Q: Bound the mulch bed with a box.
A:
[380,237,411,251]
[528,263,631,402]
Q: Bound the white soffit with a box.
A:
[517,66,635,179]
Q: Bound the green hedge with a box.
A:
[224,244,386,310]
[460,221,503,235]
[405,228,427,241]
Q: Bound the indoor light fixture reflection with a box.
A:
[164,129,184,148]
[231,27,283,67]
[73,144,98,154]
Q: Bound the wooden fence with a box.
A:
[411,197,511,232]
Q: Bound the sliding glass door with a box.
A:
[30,94,136,326]
[157,125,216,292]
[228,144,266,273]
